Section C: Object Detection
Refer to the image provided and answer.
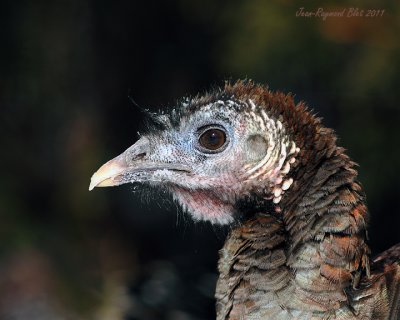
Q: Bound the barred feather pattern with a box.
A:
[216,154,400,319]
[215,81,400,320]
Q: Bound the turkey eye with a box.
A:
[198,128,227,151]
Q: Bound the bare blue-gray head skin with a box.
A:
[89,81,300,225]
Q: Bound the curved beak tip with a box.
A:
[88,177,115,191]
[88,156,128,191]
[88,181,96,191]
[88,177,103,191]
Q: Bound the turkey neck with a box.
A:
[216,148,371,319]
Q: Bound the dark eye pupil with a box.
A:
[199,129,226,151]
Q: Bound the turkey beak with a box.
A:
[89,153,128,190]
[89,137,150,191]
[89,136,191,191]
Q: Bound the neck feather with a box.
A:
[216,144,370,318]
[282,146,370,311]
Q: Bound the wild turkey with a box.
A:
[89,80,400,319]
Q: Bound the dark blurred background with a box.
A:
[1,1,399,319]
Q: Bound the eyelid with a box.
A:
[196,124,226,135]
